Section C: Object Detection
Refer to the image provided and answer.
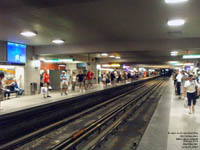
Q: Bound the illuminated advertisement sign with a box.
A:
[7,42,26,64]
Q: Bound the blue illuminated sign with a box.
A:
[7,42,26,64]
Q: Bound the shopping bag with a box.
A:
[41,87,47,94]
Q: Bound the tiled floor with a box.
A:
[137,78,200,150]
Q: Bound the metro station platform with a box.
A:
[137,78,200,150]
[0,81,134,116]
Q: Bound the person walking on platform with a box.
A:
[43,70,51,98]
[184,74,198,114]
[196,72,200,98]
[111,71,116,86]
[176,70,183,99]
[173,71,178,93]
[87,70,94,89]
[60,71,68,96]
[77,70,85,93]
[0,72,5,110]
[71,72,77,91]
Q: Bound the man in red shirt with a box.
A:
[87,70,94,89]
[43,70,51,98]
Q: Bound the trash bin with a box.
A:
[30,83,37,95]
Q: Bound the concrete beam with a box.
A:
[34,38,200,55]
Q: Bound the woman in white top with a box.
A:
[184,74,198,114]
[71,72,76,91]
[0,72,5,110]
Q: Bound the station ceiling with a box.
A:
[1,0,200,65]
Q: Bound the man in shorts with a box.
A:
[77,70,85,93]
[60,71,69,96]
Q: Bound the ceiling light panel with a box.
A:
[20,31,37,37]
[101,53,108,56]
[165,0,188,4]
[168,19,185,26]
[52,39,65,44]
[109,55,115,58]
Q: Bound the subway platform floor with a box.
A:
[0,81,130,116]
[137,78,200,150]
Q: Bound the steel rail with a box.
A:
[50,80,164,150]
[0,79,155,150]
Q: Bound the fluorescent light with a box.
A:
[165,0,188,4]
[100,68,114,71]
[52,39,65,44]
[169,61,179,64]
[44,59,74,63]
[109,55,115,58]
[171,51,178,56]
[171,51,178,54]
[101,53,108,56]
[102,64,120,67]
[20,31,37,37]
[116,56,121,59]
[168,19,185,26]
[183,55,200,59]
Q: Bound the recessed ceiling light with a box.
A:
[109,55,115,58]
[168,19,185,26]
[20,31,37,37]
[52,39,65,44]
[165,0,188,4]
[116,56,121,59]
[101,53,108,56]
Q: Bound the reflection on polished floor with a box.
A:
[137,78,200,150]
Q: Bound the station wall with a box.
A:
[0,41,7,62]
[24,46,40,95]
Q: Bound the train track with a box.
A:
[0,77,163,150]
[50,79,166,150]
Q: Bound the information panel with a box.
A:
[7,42,26,64]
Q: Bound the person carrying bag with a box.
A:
[184,74,198,114]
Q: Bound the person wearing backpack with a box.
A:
[184,74,198,114]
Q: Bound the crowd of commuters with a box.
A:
[173,70,200,114]
[40,69,95,97]
[101,70,154,87]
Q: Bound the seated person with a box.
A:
[13,80,24,96]
[4,79,24,99]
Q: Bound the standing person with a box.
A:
[173,71,178,93]
[60,71,68,96]
[77,70,85,93]
[71,72,77,91]
[196,72,200,98]
[66,70,71,94]
[43,70,51,98]
[0,72,5,110]
[176,70,183,99]
[184,74,198,114]
[87,70,94,89]
[102,72,107,87]
[111,71,115,86]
